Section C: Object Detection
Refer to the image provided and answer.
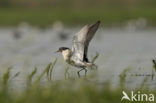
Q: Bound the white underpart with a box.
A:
[61,49,71,61]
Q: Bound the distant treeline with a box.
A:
[0,0,156,9]
[0,0,156,26]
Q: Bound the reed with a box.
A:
[0,58,155,103]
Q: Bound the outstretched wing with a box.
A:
[72,21,100,62]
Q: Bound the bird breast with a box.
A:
[62,49,71,61]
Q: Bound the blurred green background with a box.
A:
[0,1,156,103]
[0,0,156,26]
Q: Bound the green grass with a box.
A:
[0,57,156,103]
[0,7,156,26]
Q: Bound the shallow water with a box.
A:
[0,27,156,89]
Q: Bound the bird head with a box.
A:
[55,47,71,61]
[55,47,70,53]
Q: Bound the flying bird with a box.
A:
[56,21,100,77]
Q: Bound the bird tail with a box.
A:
[85,62,97,69]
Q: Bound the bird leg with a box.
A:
[77,68,84,77]
[84,68,87,77]
[77,68,87,77]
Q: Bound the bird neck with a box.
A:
[61,49,72,62]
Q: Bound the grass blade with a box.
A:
[35,63,52,84]
[64,66,70,79]
[12,72,20,79]
[3,67,11,87]
[91,52,99,63]
[27,67,37,86]
[49,58,57,81]
[152,59,156,72]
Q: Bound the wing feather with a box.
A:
[72,21,100,62]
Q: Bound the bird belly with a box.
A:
[67,59,86,68]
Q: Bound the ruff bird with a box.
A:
[56,21,100,77]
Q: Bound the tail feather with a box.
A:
[84,62,97,69]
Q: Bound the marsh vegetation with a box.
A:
[0,58,156,103]
[0,0,156,103]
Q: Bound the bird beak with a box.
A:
[54,50,59,53]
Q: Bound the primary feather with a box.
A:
[72,21,100,62]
